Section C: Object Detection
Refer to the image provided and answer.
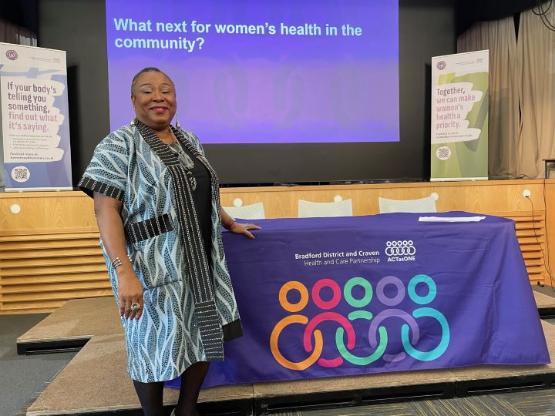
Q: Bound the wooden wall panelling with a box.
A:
[543,181,555,287]
[0,232,110,314]
[504,212,547,284]
[220,180,544,218]
[0,191,98,236]
[1,180,552,314]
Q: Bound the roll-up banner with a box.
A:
[431,50,489,181]
[0,43,72,191]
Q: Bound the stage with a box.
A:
[18,213,555,414]
[19,290,555,416]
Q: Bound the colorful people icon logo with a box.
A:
[270,274,450,370]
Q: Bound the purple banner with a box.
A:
[168,212,550,389]
[105,0,399,143]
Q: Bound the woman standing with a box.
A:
[79,67,259,416]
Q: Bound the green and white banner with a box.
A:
[431,50,488,181]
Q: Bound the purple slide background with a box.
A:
[105,0,399,144]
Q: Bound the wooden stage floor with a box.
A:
[18,290,555,416]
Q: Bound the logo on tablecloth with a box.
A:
[385,240,416,262]
[270,274,450,370]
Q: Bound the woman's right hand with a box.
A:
[93,192,144,320]
[117,269,144,320]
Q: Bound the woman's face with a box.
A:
[131,71,176,131]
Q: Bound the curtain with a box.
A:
[0,17,36,45]
[457,17,521,178]
[458,5,555,179]
[518,6,555,178]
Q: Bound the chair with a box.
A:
[378,193,439,214]
[223,198,265,219]
[298,195,353,218]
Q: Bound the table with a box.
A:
[184,212,550,388]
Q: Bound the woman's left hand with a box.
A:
[228,222,261,239]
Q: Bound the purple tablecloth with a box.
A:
[170,212,550,389]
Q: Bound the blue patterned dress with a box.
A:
[79,121,242,383]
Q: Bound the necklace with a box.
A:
[167,139,197,191]
[168,141,194,168]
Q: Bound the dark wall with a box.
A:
[397,0,455,181]
[38,0,456,185]
[455,0,539,34]
[39,0,109,186]
[0,1,38,34]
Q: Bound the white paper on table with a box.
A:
[418,216,486,222]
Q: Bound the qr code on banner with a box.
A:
[11,166,30,183]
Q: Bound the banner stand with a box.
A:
[430,50,489,181]
[0,43,72,191]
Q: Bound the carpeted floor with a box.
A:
[271,388,555,415]
[0,314,76,416]
[2,312,555,415]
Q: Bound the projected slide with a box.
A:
[105,0,399,144]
